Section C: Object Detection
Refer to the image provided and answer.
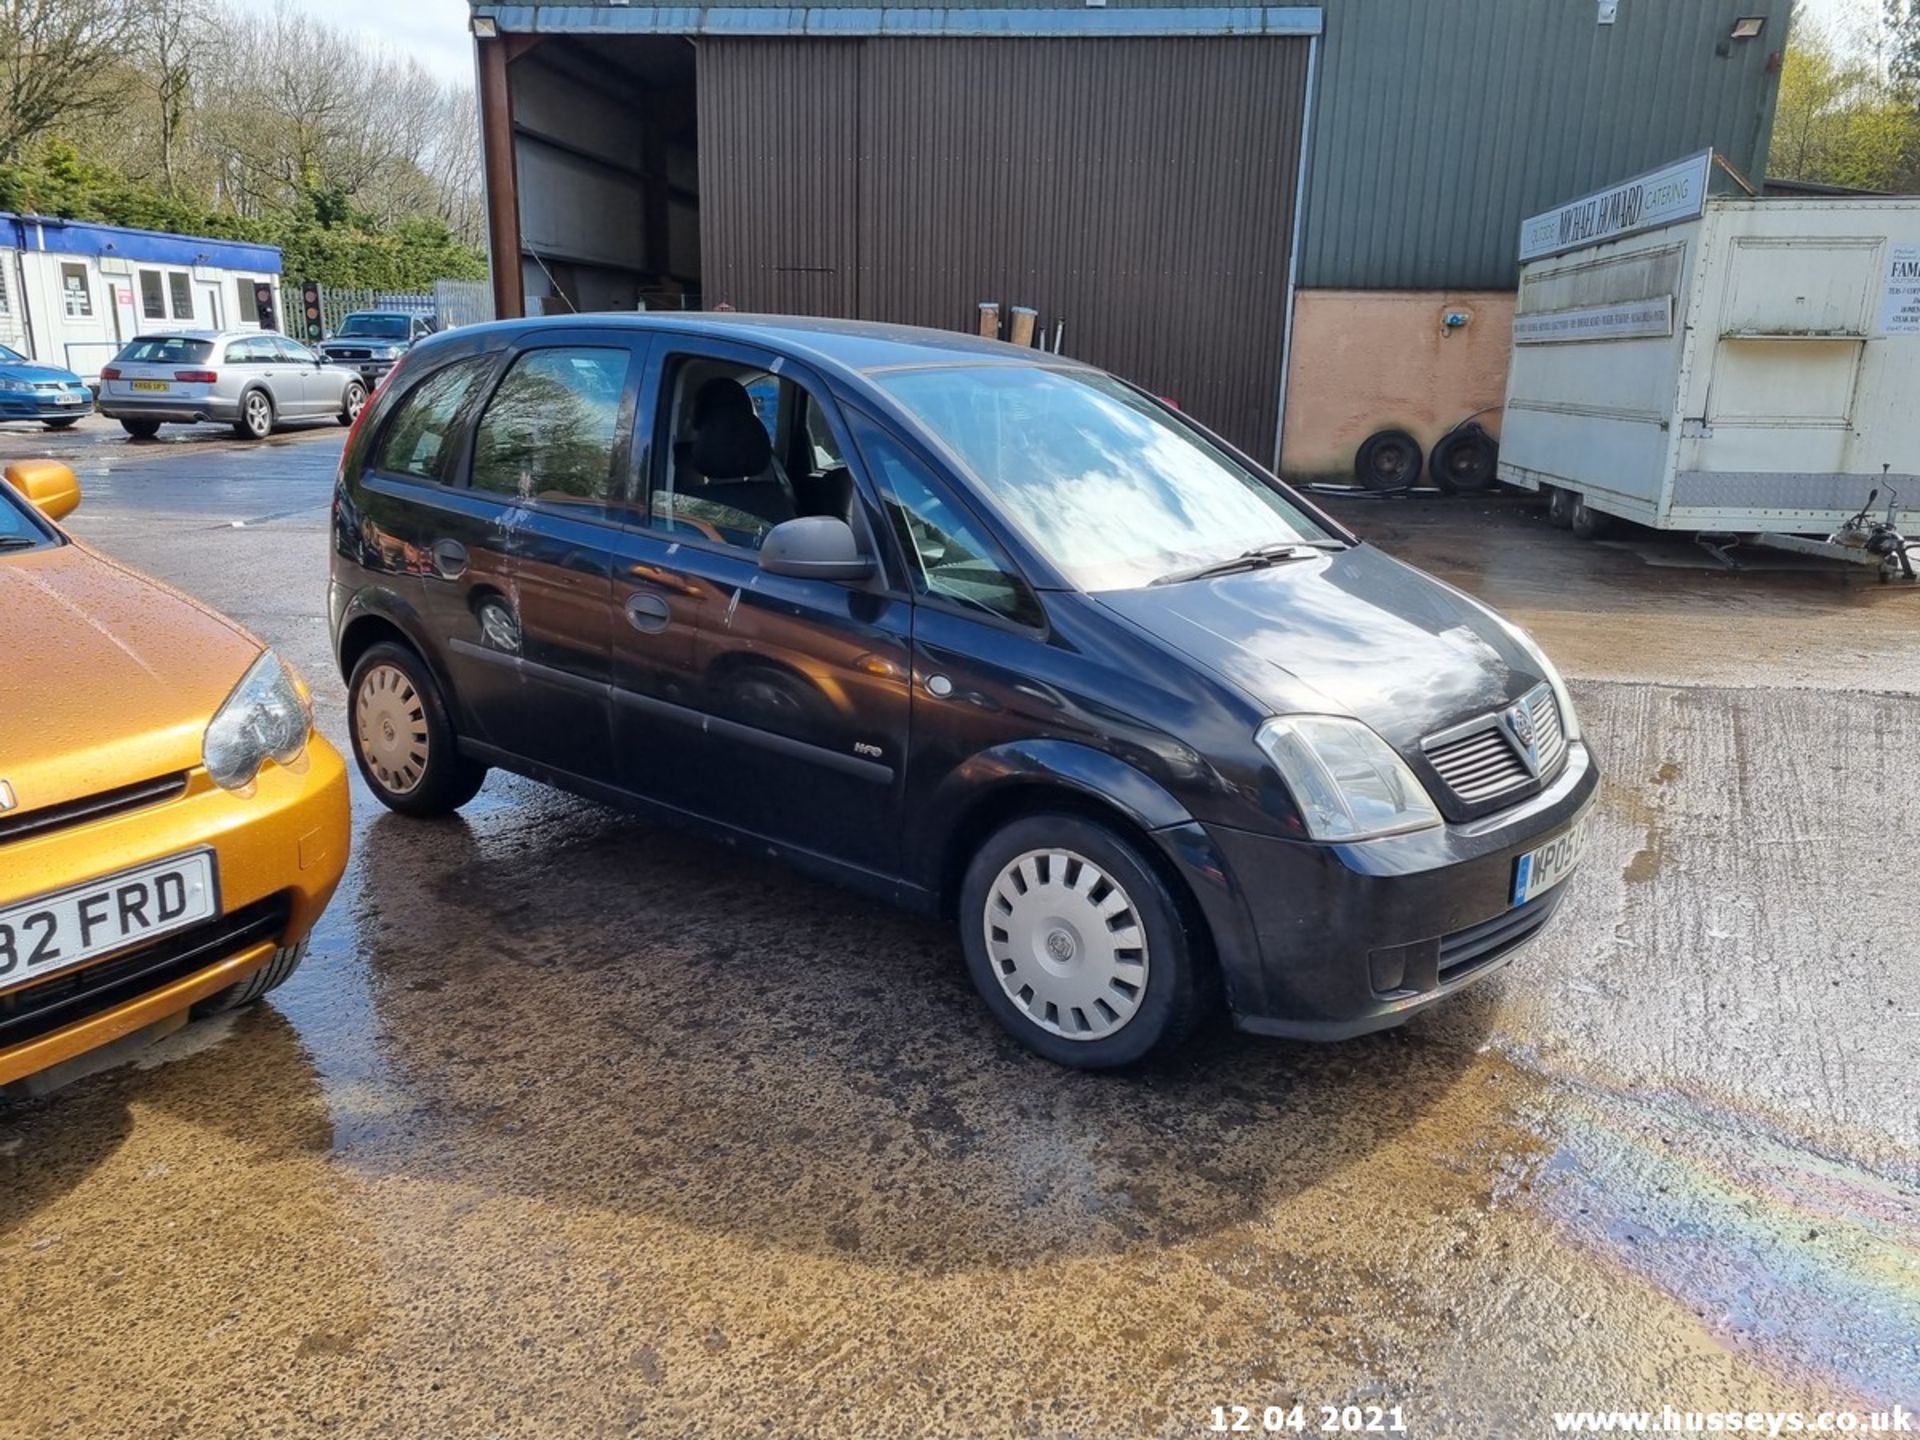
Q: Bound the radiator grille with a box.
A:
[0,773,189,847]
[1424,684,1566,806]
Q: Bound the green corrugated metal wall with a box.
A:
[476,0,1793,291]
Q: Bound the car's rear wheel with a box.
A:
[43,417,80,430]
[348,641,487,816]
[193,939,309,1017]
[235,388,274,440]
[958,813,1214,1068]
[120,418,161,440]
[339,380,367,426]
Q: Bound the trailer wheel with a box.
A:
[1353,428,1422,491]
[1570,495,1609,541]
[1546,486,1577,529]
[1428,423,1498,495]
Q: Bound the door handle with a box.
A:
[626,592,672,634]
[431,539,469,579]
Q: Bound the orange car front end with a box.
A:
[0,461,350,1090]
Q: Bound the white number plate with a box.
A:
[0,851,218,989]
[1512,816,1588,907]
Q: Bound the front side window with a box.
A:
[372,357,493,484]
[853,414,1042,628]
[62,264,92,318]
[139,269,166,320]
[652,357,812,551]
[274,336,315,364]
[470,347,631,508]
[875,365,1337,591]
[169,272,194,321]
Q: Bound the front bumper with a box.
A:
[1182,741,1599,1040]
[0,738,351,1086]
[0,394,93,421]
[324,358,397,385]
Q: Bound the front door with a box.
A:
[612,339,912,876]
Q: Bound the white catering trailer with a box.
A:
[1497,151,1920,573]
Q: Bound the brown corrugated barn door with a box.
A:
[699,36,1310,459]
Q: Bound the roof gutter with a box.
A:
[470,6,1322,38]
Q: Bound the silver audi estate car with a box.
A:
[97,330,370,441]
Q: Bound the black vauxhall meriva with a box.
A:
[328,314,1598,1068]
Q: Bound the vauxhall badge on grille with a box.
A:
[1502,703,1542,776]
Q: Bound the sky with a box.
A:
[280,0,475,86]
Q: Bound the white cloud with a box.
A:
[278,0,474,86]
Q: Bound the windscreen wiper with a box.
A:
[0,536,41,551]
[1152,542,1327,586]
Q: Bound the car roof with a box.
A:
[128,329,263,343]
[427,312,1097,380]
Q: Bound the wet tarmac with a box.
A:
[2,430,1916,1438]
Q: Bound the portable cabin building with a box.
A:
[0,216,284,383]
[1497,154,1920,539]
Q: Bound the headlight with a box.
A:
[0,379,31,393]
[203,650,313,791]
[1494,618,1581,742]
[1256,715,1442,841]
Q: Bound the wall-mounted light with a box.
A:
[1731,16,1766,39]
[471,16,499,38]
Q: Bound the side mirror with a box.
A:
[758,516,875,582]
[6,459,81,522]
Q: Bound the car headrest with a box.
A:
[690,378,772,479]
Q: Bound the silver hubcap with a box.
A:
[347,387,365,419]
[355,663,429,795]
[248,395,270,431]
[984,848,1149,1041]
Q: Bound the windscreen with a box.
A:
[0,485,54,552]
[0,344,26,365]
[336,315,411,340]
[874,365,1336,591]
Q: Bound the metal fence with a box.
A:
[315,280,494,338]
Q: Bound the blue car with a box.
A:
[0,344,94,428]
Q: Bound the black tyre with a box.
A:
[1546,486,1577,529]
[234,388,275,440]
[1570,494,1609,541]
[347,641,488,816]
[193,939,310,1017]
[958,813,1216,1069]
[1353,428,1423,492]
[1428,423,1498,495]
[119,418,162,440]
[338,380,367,427]
[43,417,81,430]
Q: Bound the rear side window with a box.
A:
[470,347,632,512]
[372,357,493,484]
[118,337,214,366]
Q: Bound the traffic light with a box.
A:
[300,280,324,342]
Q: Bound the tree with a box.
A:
[0,0,140,162]
[131,0,210,193]
[1776,14,1920,192]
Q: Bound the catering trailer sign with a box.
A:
[1518,151,1712,262]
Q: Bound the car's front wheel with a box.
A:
[339,380,367,427]
[43,417,81,430]
[234,388,275,441]
[347,641,488,816]
[958,813,1214,1068]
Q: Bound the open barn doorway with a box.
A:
[500,34,702,315]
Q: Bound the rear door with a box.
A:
[461,329,648,781]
